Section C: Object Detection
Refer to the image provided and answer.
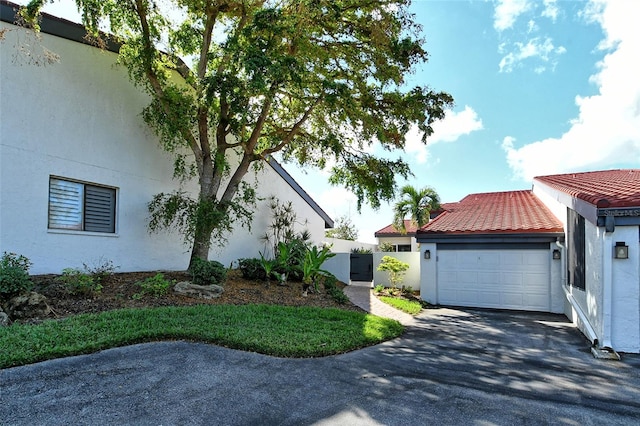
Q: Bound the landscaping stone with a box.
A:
[173,281,224,300]
[6,292,51,319]
[0,308,9,326]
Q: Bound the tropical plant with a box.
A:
[259,252,277,286]
[302,245,336,295]
[351,247,373,254]
[377,256,410,289]
[392,185,441,234]
[20,1,453,269]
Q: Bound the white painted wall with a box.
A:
[535,179,640,352]
[373,252,421,290]
[376,236,419,251]
[0,22,327,274]
[324,238,376,253]
[609,226,640,352]
[322,253,350,285]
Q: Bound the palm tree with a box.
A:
[392,185,441,234]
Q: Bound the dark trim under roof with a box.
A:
[1,1,333,229]
[416,232,565,245]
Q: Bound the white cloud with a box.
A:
[494,0,532,31]
[503,0,640,180]
[541,0,559,22]
[499,37,566,73]
[406,106,483,164]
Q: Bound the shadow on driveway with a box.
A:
[2,308,640,425]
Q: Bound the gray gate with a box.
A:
[350,253,373,282]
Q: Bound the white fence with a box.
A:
[322,250,421,288]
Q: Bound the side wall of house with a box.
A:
[0,22,325,274]
[535,181,640,352]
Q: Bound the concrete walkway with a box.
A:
[343,282,415,325]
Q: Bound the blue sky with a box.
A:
[21,0,640,243]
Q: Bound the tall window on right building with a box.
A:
[567,209,586,290]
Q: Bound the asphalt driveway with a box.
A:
[2,307,640,425]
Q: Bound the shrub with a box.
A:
[378,242,395,252]
[0,252,33,298]
[133,273,173,299]
[82,258,119,282]
[373,284,385,294]
[57,268,102,295]
[190,258,227,286]
[351,247,373,254]
[377,256,410,288]
[238,258,266,281]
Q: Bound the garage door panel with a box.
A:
[437,248,550,312]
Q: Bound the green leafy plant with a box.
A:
[373,284,385,294]
[377,256,410,289]
[302,246,336,295]
[378,242,395,252]
[189,258,227,286]
[82,258,119,282]
[0,252,33,298]
[57,268,102,295]
[351,247,373,254]
[323,277,349,304]
[258,252,277,286]
[133,273,174,299]
[237,258,266,281]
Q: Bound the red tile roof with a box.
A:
[375,220,419,236]
[419,190,564,235]
[534,169,640,208]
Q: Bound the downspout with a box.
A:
[558,238,600,345]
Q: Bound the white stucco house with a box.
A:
[417,169,640,353]
[0,2,332,274]
[374,220,420,252]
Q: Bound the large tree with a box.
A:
[21,0,453,267]
[392,185,440,233]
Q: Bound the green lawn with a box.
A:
[378,296,423,315]
[0,304,403,369]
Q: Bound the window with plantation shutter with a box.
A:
[48,177,116,233]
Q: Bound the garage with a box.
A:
[436,245,551,311]
[417,190,565,314]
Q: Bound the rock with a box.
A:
[173,281,224,300]
[6,292,51,320]
[0,308,9,326]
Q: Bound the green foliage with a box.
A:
[189,258,227,286]
[393,185,441,233]
[351,247,373,254]
[20,0,453,266]
[302,245,336,291]
[82,258,119,282]
[325,215,358,241]
[1,305,404,368]
[0,252,33,298]
[238,258,266,281]
[377,256,410,289]
[378,242,395,252]
[57,268,102,295]
[378,296,422,315]
[323,277,349,304]
[133,273,174,299]
[373,284,385,294]
[148,186,256,249]
[258,251,277,284]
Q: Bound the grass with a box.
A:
[378,296,423,315]
[0,304,403,369]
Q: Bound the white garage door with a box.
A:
[437,248,550,312]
